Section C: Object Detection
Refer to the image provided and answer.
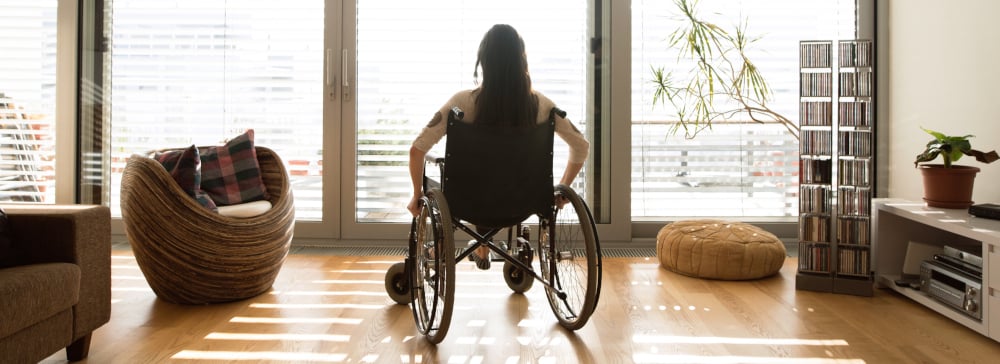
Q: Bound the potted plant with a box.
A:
[914,127,999,208]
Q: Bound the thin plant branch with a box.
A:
[651,0,798,140]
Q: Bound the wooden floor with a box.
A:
[43,248,1000,364]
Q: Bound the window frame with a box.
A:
[65,0,877,243]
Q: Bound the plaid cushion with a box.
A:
[200,129,269,206]
[153,145,218,212]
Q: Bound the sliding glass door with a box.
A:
[345,0,592,238]
[108,0,332,235]
[95,0,870,242]
[630,0,858,218]
[104,0,594,241]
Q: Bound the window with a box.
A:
[354,0,591,223]
[108,0,325,218]
[95,0,870,241]
[0,0,58,203]
[631,0,856,218]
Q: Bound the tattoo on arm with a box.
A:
[427,111,443,128]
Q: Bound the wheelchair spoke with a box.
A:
[549,270,581,320]
[539,185,601,331]
[407,190,454,344]
[549,249,587,316]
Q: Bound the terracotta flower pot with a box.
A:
[918,164,980,209]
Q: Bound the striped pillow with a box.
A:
[200,129,269,206]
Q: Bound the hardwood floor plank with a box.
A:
[39,250,1000,363]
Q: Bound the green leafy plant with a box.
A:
[914,127,999,168]
[651,0,796,139]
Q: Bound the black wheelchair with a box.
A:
[384,107,602,344]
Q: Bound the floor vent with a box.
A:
[601,248,657,258]
[290,246,656,258]
[291,246,408,256]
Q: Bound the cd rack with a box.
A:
[796,39,875,296]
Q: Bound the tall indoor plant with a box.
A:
[914,127,999,208]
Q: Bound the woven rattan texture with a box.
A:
[121,147,294,304]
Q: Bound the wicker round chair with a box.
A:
[120,146,295,305]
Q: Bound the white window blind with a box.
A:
[631,0,856,217]
[108,0,325,218]
[0,0,58,203]
[354,0,589,223]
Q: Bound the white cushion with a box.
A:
[217,200,272,218]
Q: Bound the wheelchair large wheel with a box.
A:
[410,189,455,344]
[539,184,602,330]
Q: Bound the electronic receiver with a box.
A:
[919,259,982,320]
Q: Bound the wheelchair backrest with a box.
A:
[442,107,556,228]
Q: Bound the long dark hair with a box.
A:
[474,24,538,128]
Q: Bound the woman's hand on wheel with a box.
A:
[555,195,569,210]
[407,195,422,217]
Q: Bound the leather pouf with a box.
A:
[656,219,786,280]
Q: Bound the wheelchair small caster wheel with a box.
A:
[385,262,410,305]
[503,260,534,293]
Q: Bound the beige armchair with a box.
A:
[0,205,111,363]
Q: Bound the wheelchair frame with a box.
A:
[384,108,602,344]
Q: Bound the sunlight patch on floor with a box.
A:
[633,335,849,346]
[632,354,864,363]
[205,332,350,342]
[249,303,384,310]
[172,350,347,362]
[229,316,363,325]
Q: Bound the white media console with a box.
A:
[873,198,1000,342]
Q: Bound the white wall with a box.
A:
[887,0,1000,204]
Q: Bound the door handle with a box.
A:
[342,49,351,102]
[326,48,336,100]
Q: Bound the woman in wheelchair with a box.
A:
[407,24,590,267]
[390,23,601,343]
